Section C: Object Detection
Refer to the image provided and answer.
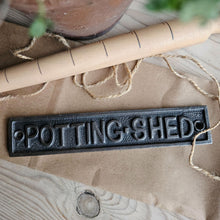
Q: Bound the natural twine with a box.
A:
[155,54,220,181]
[0,82,49,101]
[12,32,70,60]
[7,33,71,99]
[8,33,220,182]
[73,60,143,99]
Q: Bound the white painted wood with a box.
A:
[0,159,191,220]
[83,0,220,81]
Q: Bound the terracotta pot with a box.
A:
[10,0,133,39]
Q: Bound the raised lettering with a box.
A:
[106,120,124,143]
[40,125,55,147]
[92,120,106,144]
[71,123,85,146]
[131,117,147,141]
[149,117,164,139]
[25,125,39,148]
[165,117,179,139]
[86,122,92,145]
[180,117,194,138]
[54,124,69,147]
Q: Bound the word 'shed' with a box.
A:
[8,106,211,156]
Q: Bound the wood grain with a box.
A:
[0,159,191,220]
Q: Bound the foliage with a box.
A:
[29,0,53,38]
[146,0,220,23]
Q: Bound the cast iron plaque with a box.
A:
[8,106,211,156]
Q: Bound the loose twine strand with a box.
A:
[3,33,71,101]
[0,82,49,101]
[7,33,220,181]
[154,54,220,181]
[73,60,143,99]
[12,32,70,60]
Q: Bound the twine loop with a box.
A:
[12,32,70,60]
[73,60,142,99]
[5,33,70,100]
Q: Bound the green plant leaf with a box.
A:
[29,17,47,38]
[146,0,184,11]
[180,0,220,23]
[146,0,220,23]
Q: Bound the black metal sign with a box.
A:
[8,106,212,156]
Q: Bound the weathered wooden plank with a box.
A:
[0,159,190,220]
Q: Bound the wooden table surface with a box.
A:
[0,159,191,220]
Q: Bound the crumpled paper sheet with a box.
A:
[0,22,219,220]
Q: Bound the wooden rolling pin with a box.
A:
[1,18,220,92]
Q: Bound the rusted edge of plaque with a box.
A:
[8,106,212,157]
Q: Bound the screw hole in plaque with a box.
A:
[194,120,205,132]
[14,130,24,141]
